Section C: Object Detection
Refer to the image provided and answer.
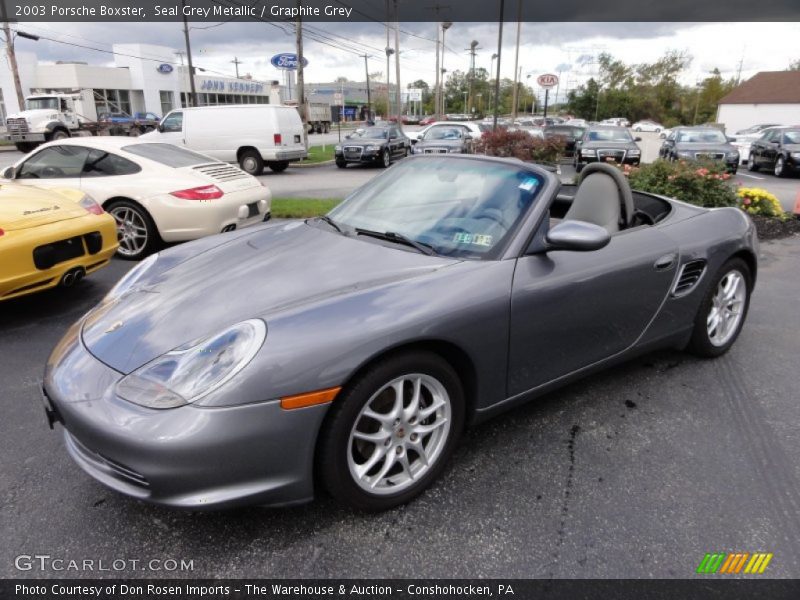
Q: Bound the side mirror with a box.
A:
[345,134,351,139]
[545,221,610,252]
[411,138,418,144]
[2,166,15,179]
[727,136,736,142]
[634,136,642,142]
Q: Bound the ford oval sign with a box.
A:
[270,53,309,70]
[157,63,173,74]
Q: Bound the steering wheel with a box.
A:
[631,208,655,226]
[39,166,65,178]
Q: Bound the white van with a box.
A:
[142,105,307,175]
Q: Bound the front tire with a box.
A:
[318,351,465,511]
[48,129,70,141]
[335,158,347,169]
[686,258,752,358]
[774,156,787,178]
[239,150,264,176]
[268,161,289,173]
[14,142,38,153]
[380,148,391,168]
[107,200,159,261]
[747,153,759,172]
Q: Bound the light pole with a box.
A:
[440,22,452,118]
[489,53,498,110]
[463,90,468,113]
[385,47,394,118]
[492,0,505,131]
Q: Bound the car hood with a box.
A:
[6,109,57,121]
[0,184,87,230]
[341,139,388,147]
[674,142,734,153]
[81,222,458,373]
[415,139,464,148]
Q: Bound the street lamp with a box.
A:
[440,22,452,117]
[385,47,395,117]
[489,53,498,109]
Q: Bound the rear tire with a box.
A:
[317,351,465,511]
[239,150,264,176]
[268,161,289,173]
[106,199,160,261]
[686,258,752,358]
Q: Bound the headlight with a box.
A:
[628,149,641,156]
[334,145,342,151]
[791,152,800,159]
[677,151,693,158]
[365,145,380,152]
[581,149,596,156]
[727,151,739,159]
[116,319,267,409]
[105,253,158,301]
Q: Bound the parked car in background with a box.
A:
[601,118,630,128]
[0,182,117,301]
[409,120,488,142]
[565,118,588,127]
[659,128,672,139]
[730,123,782,165]
[659,126,739,173]
[98,112,161,137]
[575,126,642,172]
[4,138,271,260]
[419,116,437,126]
[544,125,586,158]
[43,155,758,512]
[142,105,307,176]
[335,125,410,168]
[410,124,476,155]
[512,125,545,139]
[746,126,800,177]
[632,120,664,133]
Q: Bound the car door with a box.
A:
[388,127,403,157]
[13,145,90,191]
[749,130,768,165]
[507,222,679,396]
[762,129,781,166]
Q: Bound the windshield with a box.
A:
[585,128,633,142]
[359,128,389,140]
[26,97,58,111]
[676,129,727,144]
[327,157,544,259]
[424,127,464,141]
[122,143,215,168]
[783,130,800,144]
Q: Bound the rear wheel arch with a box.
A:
[236,145,260,162]
[102,196,164,240]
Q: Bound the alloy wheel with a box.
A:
[347,374,452,495]
[110,206,148,257]
[706,270,746,347]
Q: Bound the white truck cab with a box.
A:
[5,92,95,152]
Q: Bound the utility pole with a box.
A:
[393,0,401,123]
[511,0,522,119]
[490,53,498,110]
[440,22,452,117]
[492,0,505,131]
[466,40,479,116]
[181,0,197,107]
[231,57,242,78]
[385,0,392,118]
[362,54,371,120]
[295,3,307,148]
[1,18,26,112]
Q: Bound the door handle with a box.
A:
[654,253,677,270]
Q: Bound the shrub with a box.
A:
[475,129,565,164]
[736,187,787,220]
[620,160,738,208]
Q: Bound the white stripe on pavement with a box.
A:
[737,173,765,180]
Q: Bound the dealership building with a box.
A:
[716,71,800,134]
[0,43,283,123]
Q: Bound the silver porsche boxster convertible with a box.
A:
[43,156,758,511]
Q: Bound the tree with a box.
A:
[368,71,383,81]
[335,76,349,83]
[788,59,800,71]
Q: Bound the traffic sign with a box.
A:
[537,73,559,89]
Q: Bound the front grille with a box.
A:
[597,149,626,162]
[695,152,725,161]
[193,162,249,182]
[33,236,85,270]
[70,436,150,489]
[672,260,707,296]
[344,146,363,160]
[6,118,29,134]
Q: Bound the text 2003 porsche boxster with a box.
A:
[1,184,117,301]
[44,157,757,511]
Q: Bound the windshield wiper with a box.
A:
[355,228,436,256]
[314,215,344,234]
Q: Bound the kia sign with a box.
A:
[537,74,559,89]
[270,53,309,70]
[157,63,173,74]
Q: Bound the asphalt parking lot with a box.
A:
[2,234,799,579]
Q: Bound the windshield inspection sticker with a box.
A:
[453,232,493,246]
[519,177,540,192]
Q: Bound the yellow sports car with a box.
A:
[0,183,118,301]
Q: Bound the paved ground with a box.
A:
[2,236,799,579]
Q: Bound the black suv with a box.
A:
[336,126,409,168]
[747,126,800,178]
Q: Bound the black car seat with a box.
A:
[563,162,634,234]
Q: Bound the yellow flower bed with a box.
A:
[736,187,786,219]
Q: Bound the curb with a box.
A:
[0,145,20,153]
[292,159,335,169]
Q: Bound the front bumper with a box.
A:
[335,148,383,164]
[43,324,329,509]
[6,132,46,142]
[581,154,640,166]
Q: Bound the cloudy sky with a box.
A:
[11,20,800,98]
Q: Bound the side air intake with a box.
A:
[672,260,706,297]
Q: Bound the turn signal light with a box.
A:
[170,185,224,200]
[273,133,282,145]
[280,387,341,410]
